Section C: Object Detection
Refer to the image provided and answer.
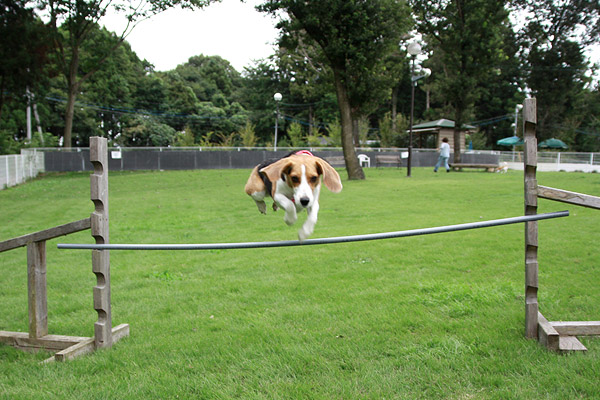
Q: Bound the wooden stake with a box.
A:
[27,241,47,338]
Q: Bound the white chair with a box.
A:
[358,154,371,168]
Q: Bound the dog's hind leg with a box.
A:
[250,191,267,214]
[255,200,267,214]
[245,167,268,214]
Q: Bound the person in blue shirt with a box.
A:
[434,137,451,172]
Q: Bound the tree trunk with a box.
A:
[63,47,80,148]
[453,109,463,164]
[352,118,360,147]
[308,105,314,137]
[334,72,364,180]
[0,75,5,122]
[391,86,398,132]
[64,86,77,148]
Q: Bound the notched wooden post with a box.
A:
[523,98,539,339]
[90,137,112,348]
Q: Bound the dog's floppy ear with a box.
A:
[316,159,343,193]
[259,158,293,184]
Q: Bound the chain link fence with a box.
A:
[4,147,599,190]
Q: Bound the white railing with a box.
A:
[0,149,45,190]
[498,151,600,172]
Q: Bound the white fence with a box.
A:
[498,151,600,172]
[0,150,45,190]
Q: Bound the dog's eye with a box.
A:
[291,176,300,183]
[310,176,318,183]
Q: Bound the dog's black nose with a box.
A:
[300,197,310,206]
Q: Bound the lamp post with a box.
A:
[406,41,421,178]
[512,104,523,161]
[514,104,523,136]
[273,93,282,151]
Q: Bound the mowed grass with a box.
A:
[1,167,599,399]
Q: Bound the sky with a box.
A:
[102,1,600,79]
[101,0,280,72]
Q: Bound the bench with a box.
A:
[325,155,372,168]
[375,154,402,168]
[451,163,499,172]
[324,156,345,167]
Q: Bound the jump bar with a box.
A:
[57,211,569,251]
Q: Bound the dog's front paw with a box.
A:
[298,225,314,242]
[284,212,297,226]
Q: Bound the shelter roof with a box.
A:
[411,119,476,131]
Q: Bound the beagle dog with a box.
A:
[245,151,343,241]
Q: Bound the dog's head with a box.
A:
[260,155,342,208]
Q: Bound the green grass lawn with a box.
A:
[1,167,599,399]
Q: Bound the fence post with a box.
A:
[523,98,539,339]
[90,137,112,348]
[27,240,48,338]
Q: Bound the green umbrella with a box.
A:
[497,136,523,146]
[539,138,568,149]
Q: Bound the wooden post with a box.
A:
[90,137,112,348]
[523,98,538,339]
[27,240,47,338]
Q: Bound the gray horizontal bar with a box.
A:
[57,211,569,251]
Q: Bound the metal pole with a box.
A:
[58,211,568,251]
[512,107,518,162]
[407,56,416,178]
[274,102,279,152]
[26,87,32,142]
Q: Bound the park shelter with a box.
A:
[410,119,476,150]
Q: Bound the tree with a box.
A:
[41,0,215,147]
[238,121,257,147]
[259,0,412,180]
[471,22,523,149]
[514,0,600,148]
[119,115,177,146]
[1,0,49,120]
[276,32,338,137]
[287,121,304,147]
[238,60,289,144]
[411,0,511,163]
[0,0,51,151]
[174,55,243,103]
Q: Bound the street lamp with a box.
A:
[511,103,524,161]
[273,93,282,151]
[406,41,422,177]
[514,104,523,136]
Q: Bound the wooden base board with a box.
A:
[0,324,129,362]
[537,312,599,352]
[0,331,89,352]
[558,336,587,352]
[550,321,600,336]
